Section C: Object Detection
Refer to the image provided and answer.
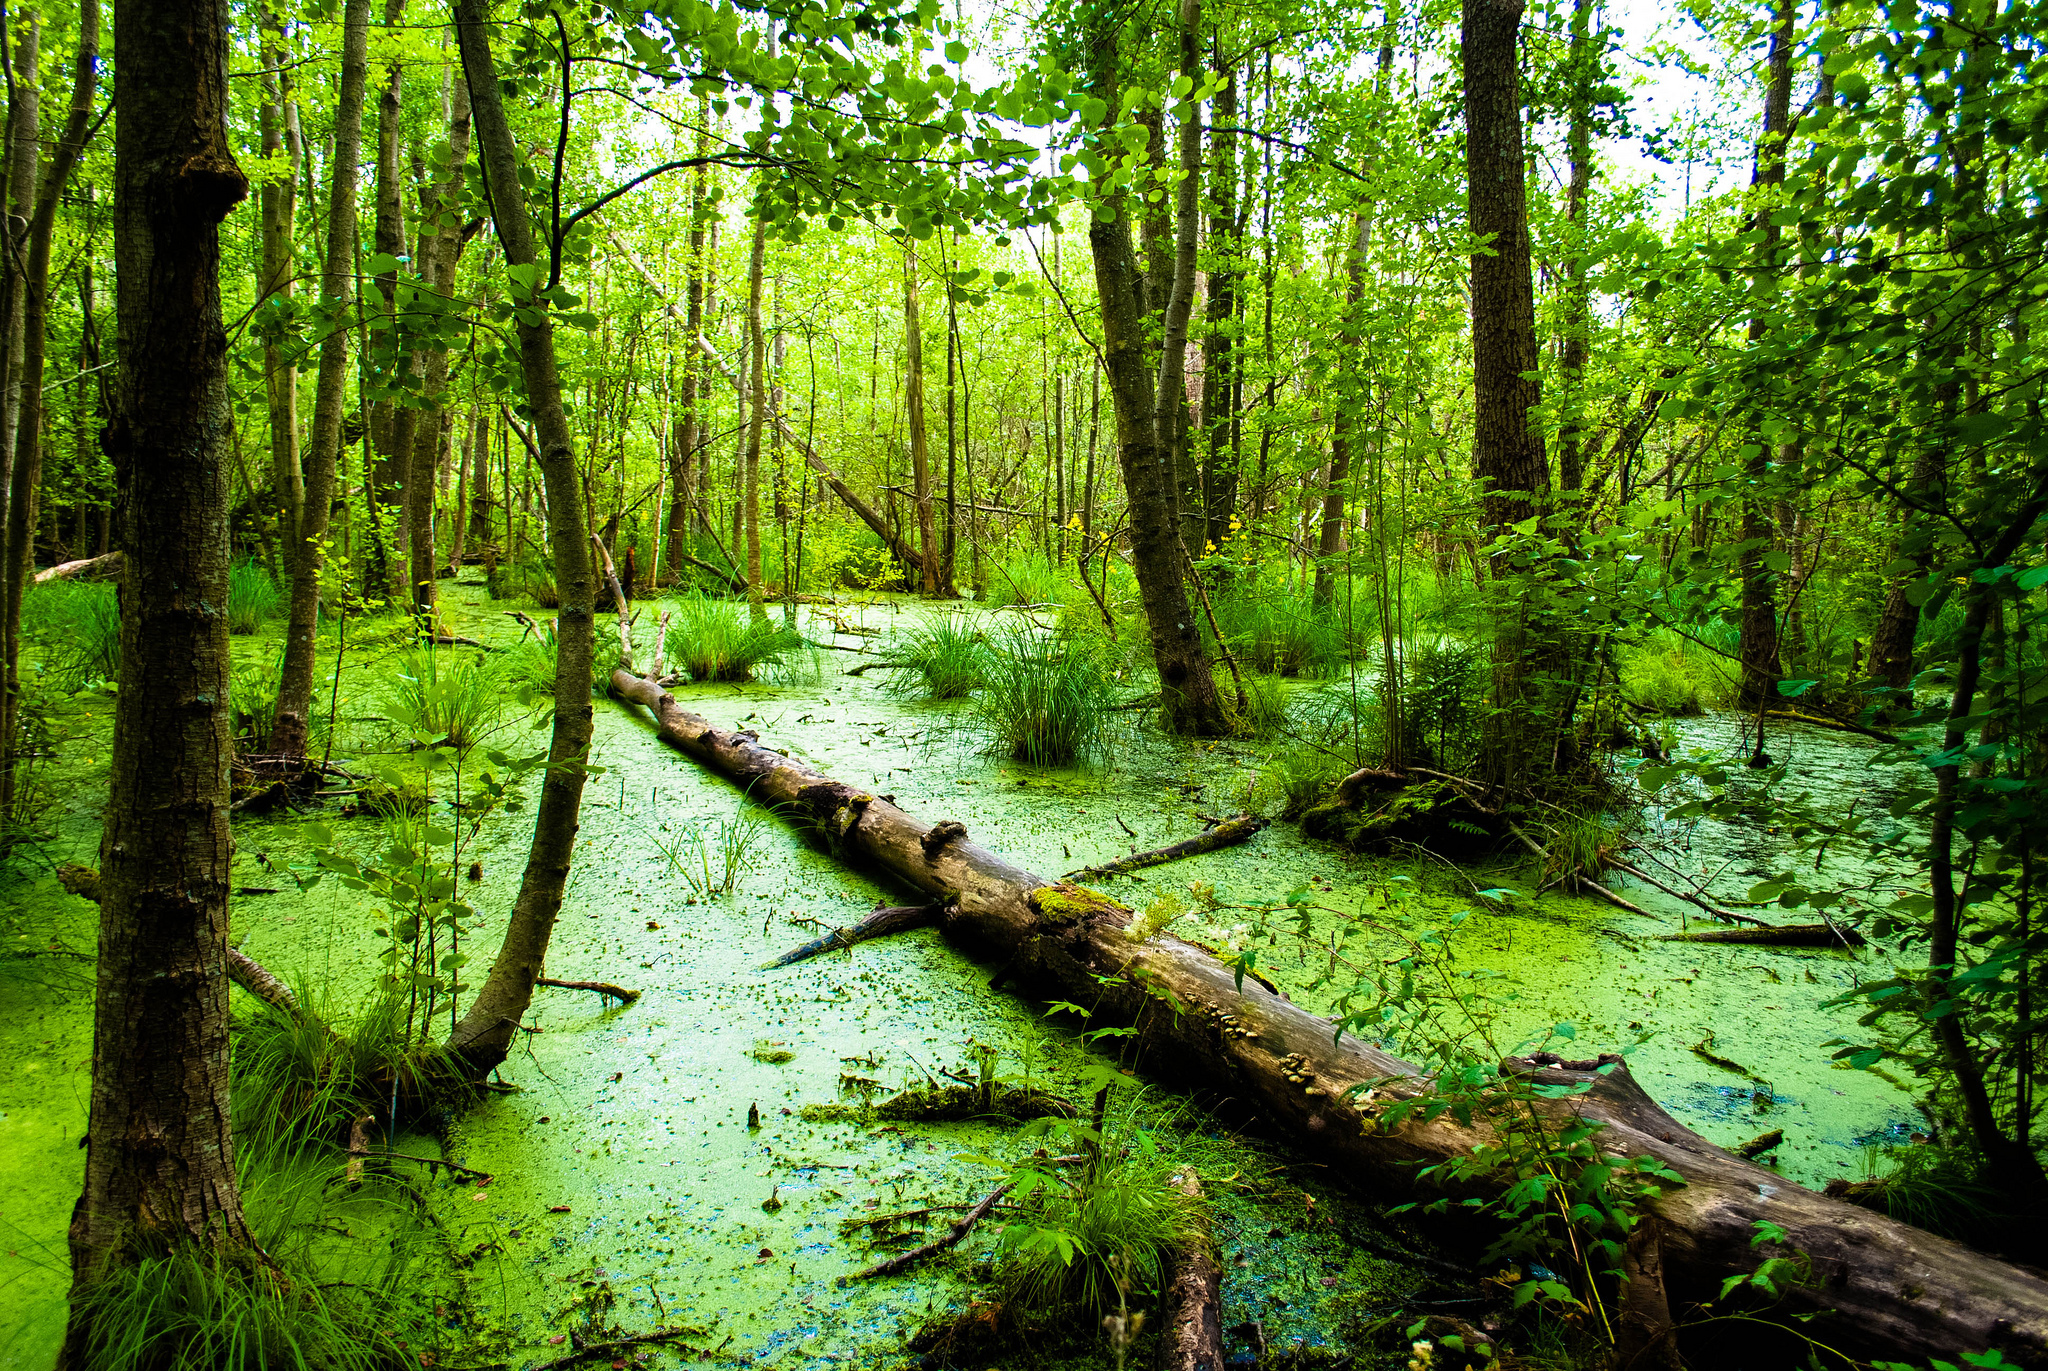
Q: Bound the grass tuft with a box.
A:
[23,579,121,686]
[226,560,283,635]
[667,593,801,682]
[974,628,1120,765]
[379,647,502,751]
[884,615,991,700]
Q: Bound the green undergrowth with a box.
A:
[974,627,1122,764]
[227,560,284,635]
[665,592,803,682]
[67,1145,451,1371]
[22,578,121,687]
[881,614,991,699]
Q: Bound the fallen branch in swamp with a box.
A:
[842,1182,1011,1282]
[535,977,640,1004]
[1062,813,1269,882]
[1159,1171,1224,1371]
[601,645,2048,1365]
[1660,923,1865,948]
[761,898,950,969]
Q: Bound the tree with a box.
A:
[61,0,252,1346]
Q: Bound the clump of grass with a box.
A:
[651,809,771,898]
[1259,744,1353,819]
[1840,1143,2001,1243]
[994,1101,1201,1325]
[1222,673,1288,739]
[1619,644,1708,716]
[232,983,459,1153]
[987,549,1064,607]
[230,660,279,750]
[884,615,990,699]
[1209,588,1350,677]
[23,579,121,686]
[975,628,1120,765]
[226,560,283,634]
[380,646,501,750]
[667,593,801,682]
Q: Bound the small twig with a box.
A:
[529,1326,703,1371]
[357,1149,496,1185]
[842,1182,1011,1282]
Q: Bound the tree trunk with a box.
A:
[905,242,937,594]
[1,0,97,818]
[366,0,409,572]
[604,665,2048,1369]
[0,11,38,519]
[667,123,711,578]
[61,0,252,1341]
[1200,63,1240,573]
[446,0,598,1074]
[1463,0,1553,789]
[404,64,472,620]
[1312,212,1368,610]
[1555,0,1595,497]
[258,1,303,549]
[1156,0,1206,555]
[743,208,767,602]
[269,0,370,761]
[1082,5,1229,736]
[467,405,493,549]
[1735,1,1795,711]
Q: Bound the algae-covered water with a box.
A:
[0,586,1919,1368]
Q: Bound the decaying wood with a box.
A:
[843,1181,1011,1283]
[530,1326,704,1371]
[1660,923,1864,949]
[1765,708,1900,745]
[1611,858,1769,927]
[535,977,640,1004]
[31,550,122,583]
[604,668,2048,1365]
[1160,1171,1223,1371]
[762,899,948,970]
[1063,813,1268,882]
[1612,1216,1682,1371]
[346,1114,372,1183]
[1736,1129,1784,1160]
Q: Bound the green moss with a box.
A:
[1028,882,1127,925]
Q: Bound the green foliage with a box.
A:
[230,659,280,750]
[1400,643,1486,775]
[1839,1144,2001,1244]
[225,560,283,635]
[1207,587,1350,678]
[379,647,502,752]
[23,579,120,687]
[233,981,458,1151]
[974,627,1121,764]
[882,614,990,699]
[666,593,802,682]
[986,548,1065,607]
[987,1100,1201,1325]
[650,808,771,898]
[1616,641,1710,716]
[1221,672,1288,740]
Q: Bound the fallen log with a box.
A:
[1159,1171,1224,1371]
[1659,923,1865,949]
[1765,708,1901,745]
[761,899,947,969]
[603,667,2048,1366]
[843,1181,1010,1283]
[32,550,122,584]
[1062,813,1269,882]
[534,977,640,1004]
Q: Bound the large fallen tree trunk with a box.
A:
[605,666,2048,1366]
[32,550,123,584]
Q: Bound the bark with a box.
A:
[446,0,598,1075]
[667,122,710,573]
[1556,0,1595,497]
[1061,813,1267,882]
[762,899,947,969]
[1199,65,1240,570]
[1611,1217,1681,1371]
[1156,0,1205,552]
[366,0,408,563]
[904,242,937,594]
[1,0,98,818]
[1868,445,1942,692]
[258,1,303,548]
[270,0,372,761]
[606,664,2048,1367]
[1735,2,1795,711]
[1160,1172,1223,1371]
[61,0,252,1337]
[1081,7,1229,736]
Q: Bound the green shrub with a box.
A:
[975,628,1120,764]
[1402,642,1486,774]
[667,593,801,682]
[884,615,991,699]
[1618,646,1707,716]
[379,647,501,750]
[230,660,279,749]
[226,560,283,634]
[23,579,121,686]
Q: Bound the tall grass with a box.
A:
[883,615,991,699]
[379,647,502,750]
[232,983,453,1153]
[651,809,772,898]
[975,628,1120,764]
[986,548,1065,607]
[226,560,283,634]
[667,592,801,682]
[22,579,120,686]
[1208,587,1351,677]
[230,659,280,749]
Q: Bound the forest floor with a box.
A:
[0,579,1918,1369]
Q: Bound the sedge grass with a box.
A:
[23,579,121,686]
[883,615,991,700]
[226,560,283,635]
[667,592,801,682]
[975,628,1120,765]
[379,646,502,751]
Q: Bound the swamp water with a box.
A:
[0,587,1918,1368]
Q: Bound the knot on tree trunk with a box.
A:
[921,820,967,862]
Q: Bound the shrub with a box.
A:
[23,579,121,686]
[975,628,1120,764]
[667,593,801,682]
[379,647,501,751]
[883,615,991,699]
[226,560,283,634]
[230,659,279,749]
[1401,642,1486,774]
